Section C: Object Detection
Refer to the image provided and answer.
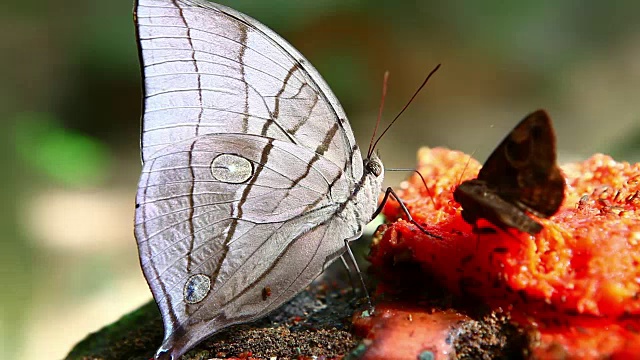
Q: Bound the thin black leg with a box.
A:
[344,239,374,314]
[371,187,443,240]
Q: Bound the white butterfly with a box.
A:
[134,1,434,358]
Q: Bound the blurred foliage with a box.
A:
[0,119,32,360]
[1,0,639,358]
[14,112,111,187]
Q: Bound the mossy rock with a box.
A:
[66,283,360,360]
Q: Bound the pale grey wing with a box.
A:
[135,0,361,177]
[135,133,359,359]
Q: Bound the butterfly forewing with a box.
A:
[479,110,564,217]
[136,0,357,171]
[134,0,384,359]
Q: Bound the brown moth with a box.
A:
[453,110,565,235]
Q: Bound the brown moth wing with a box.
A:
[476,109,565,218]
[453,110,565,235]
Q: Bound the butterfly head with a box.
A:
[359,153,385,218]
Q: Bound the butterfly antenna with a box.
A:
[456,149,477,186]
[387,168,437,209]
[369,63,441,154]
[368,71,390,158]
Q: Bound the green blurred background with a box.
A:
[2,0,640,358]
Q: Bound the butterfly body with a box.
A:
[134,0,384,358]
[453,110,565,235]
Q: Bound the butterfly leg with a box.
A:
[339,254,358,298]
[372,187,443,240]
[344,238,374,314]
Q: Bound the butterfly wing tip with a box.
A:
[155,349,183,360]
[155,343,185,360]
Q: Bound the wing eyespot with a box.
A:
[504,138,531,166]
[183,273,211,304]
[210,153,254,183]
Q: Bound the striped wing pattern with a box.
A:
[133,0,383,359]
[136,0,357,169]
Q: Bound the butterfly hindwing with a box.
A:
[455,179,545,234]
[136,134,361,357]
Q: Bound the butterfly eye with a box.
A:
[366,159,383,177]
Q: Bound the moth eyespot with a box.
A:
[504,140,530,164]
[211,153,253,183]
[183,274,211,304]
[530,124,544,140]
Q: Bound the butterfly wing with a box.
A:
[477,110,565,218]
[134,0,383,358]
[136,134,362,358]
[136,0,358,170]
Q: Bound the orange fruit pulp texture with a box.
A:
[373,148,640,358]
